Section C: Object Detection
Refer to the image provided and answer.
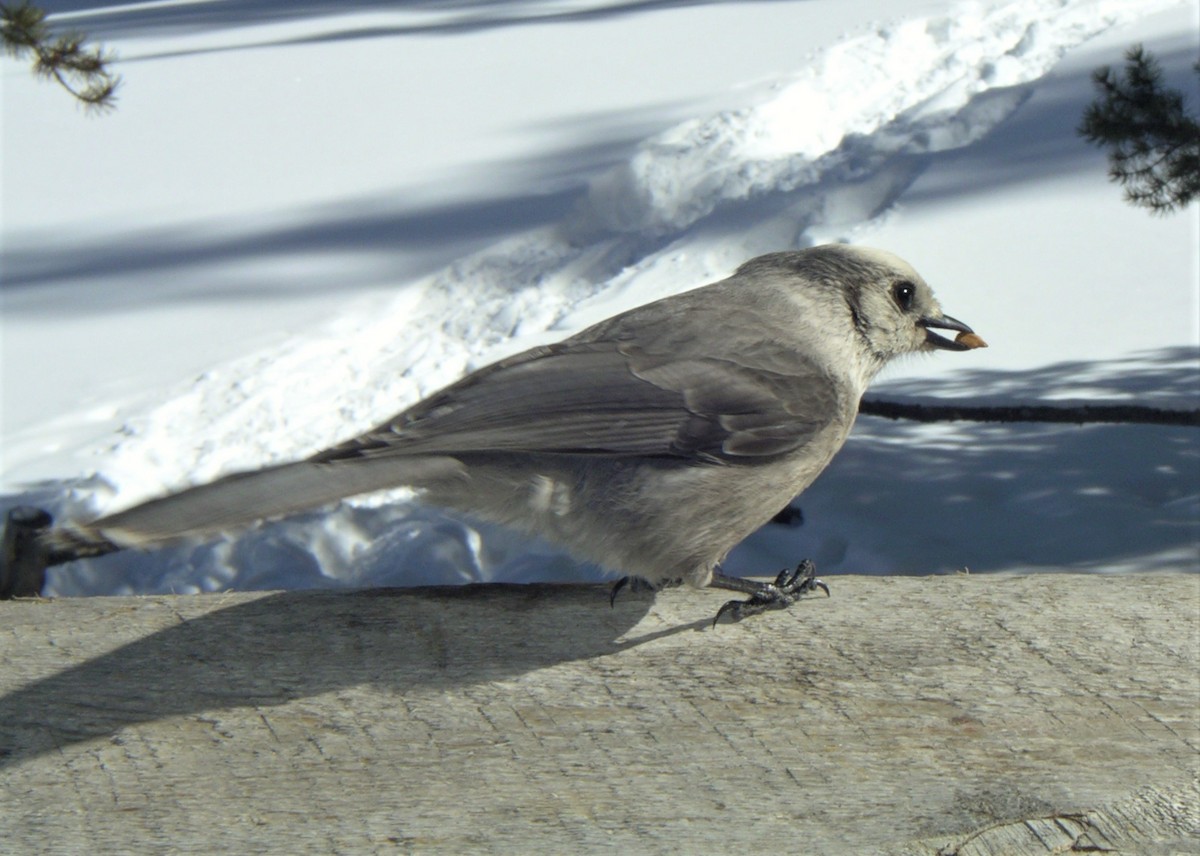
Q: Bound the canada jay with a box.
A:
[16,244,985,620]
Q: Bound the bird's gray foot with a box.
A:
[710,560,829,626]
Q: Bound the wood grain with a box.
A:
[1,574,1196,854]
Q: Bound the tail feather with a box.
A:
[61,454,466,550]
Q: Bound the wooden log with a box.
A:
[1,574,1196,854]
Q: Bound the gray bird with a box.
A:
[22,244,985,620]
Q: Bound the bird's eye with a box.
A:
[892,281,916,311]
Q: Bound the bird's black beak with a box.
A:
[919,314,980,351]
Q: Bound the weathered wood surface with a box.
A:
[1,574,1196,855]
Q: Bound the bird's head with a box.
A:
[831,245,985,361]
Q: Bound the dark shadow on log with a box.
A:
[0,584,661,769]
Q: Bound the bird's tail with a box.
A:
[46,454,467,555]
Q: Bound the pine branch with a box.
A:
[1079,45,1200,214]
[1,1,120,110]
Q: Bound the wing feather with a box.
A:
[312,340,840,464]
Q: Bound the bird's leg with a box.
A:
[609,575,682,606]
[769,504,804,527]
[709,560,829,626]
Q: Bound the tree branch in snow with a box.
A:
[1079,44,1200,214]
[1,1,120,111]
[860,399,1200,427]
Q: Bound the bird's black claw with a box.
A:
[609,576,630,607]
[712,560,829,626]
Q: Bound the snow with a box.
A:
[2,0,1197,596]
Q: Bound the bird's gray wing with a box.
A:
[312,341,842,464]
[61,340,842,548]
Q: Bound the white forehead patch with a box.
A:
[843,245,922,282]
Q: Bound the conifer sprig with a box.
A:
[1,1,120,110]
[1079,45,1200,214]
